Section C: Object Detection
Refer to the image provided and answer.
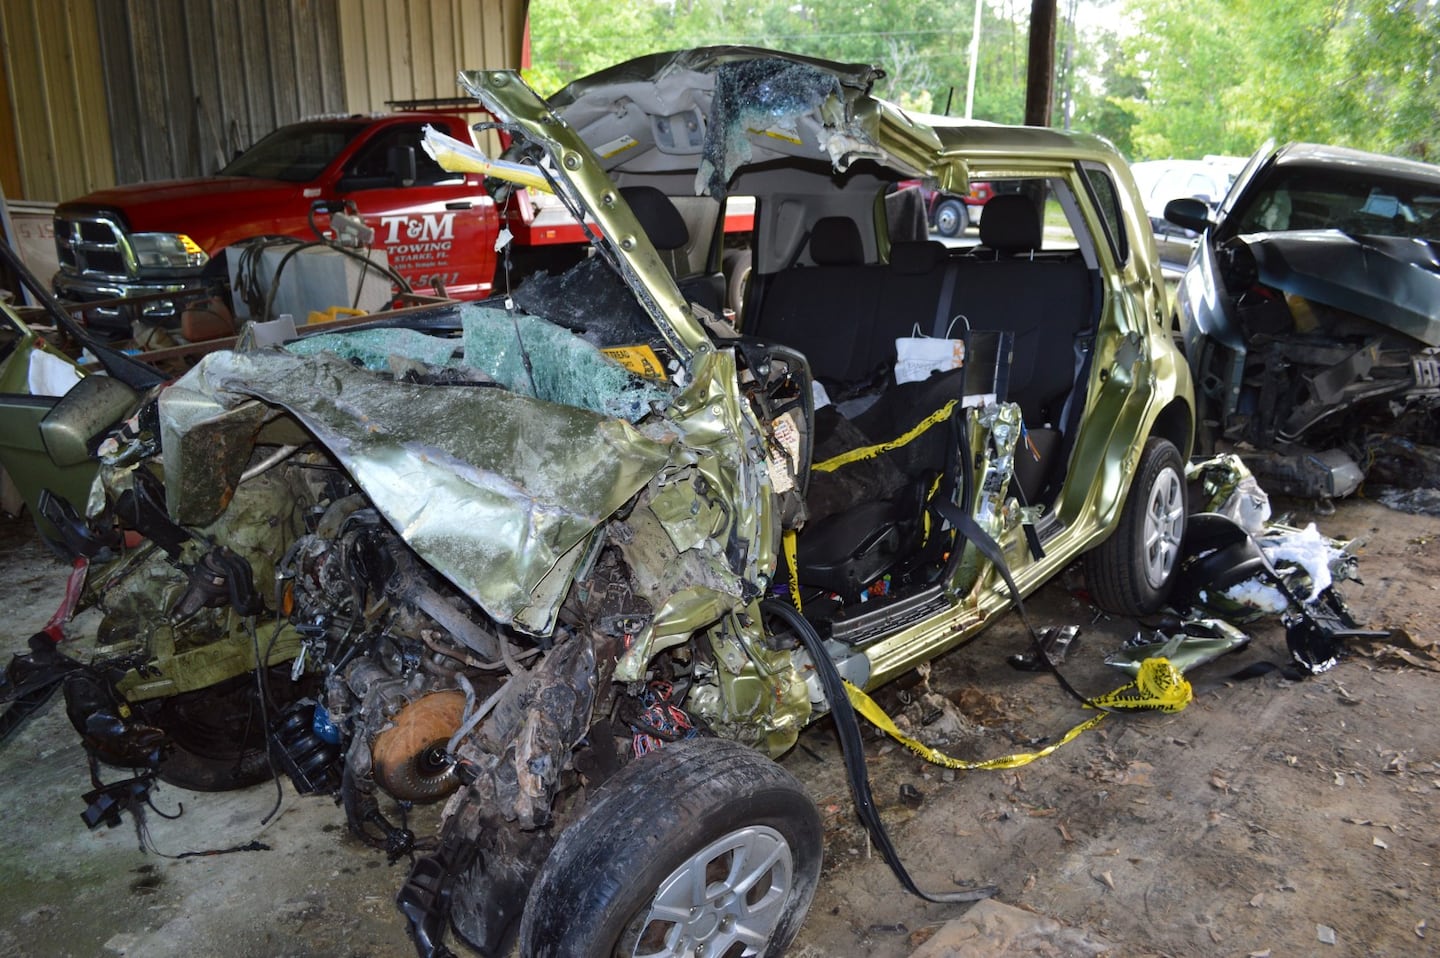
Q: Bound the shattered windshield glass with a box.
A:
[697,58,843,198]
[1235,165,1440,239]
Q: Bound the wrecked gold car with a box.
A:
[1168,141,1440,500]
[1,49,1192,957]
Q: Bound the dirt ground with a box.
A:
[0,495,1435,958]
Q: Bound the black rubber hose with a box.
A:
[760,598,998,904]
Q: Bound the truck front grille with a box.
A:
[54,214,131,280]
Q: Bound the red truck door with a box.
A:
[333,121,497,299]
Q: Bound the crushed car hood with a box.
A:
[1245,229,1440,346]
[159,349,673,633]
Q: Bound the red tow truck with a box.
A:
[50,106,753,335]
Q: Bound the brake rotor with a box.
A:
[371,690,467,802]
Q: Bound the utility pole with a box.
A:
[964,0,983,119]
[1060,0,1078,129]
[1024,0,1057,127]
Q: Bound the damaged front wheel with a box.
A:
[519,737,822,958]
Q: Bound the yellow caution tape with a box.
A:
[782,528,803,613]
[1089,656,1193,712]
[844,657,1192,771]
[813,399,958,473]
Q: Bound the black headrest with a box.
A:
[978,193,1041,254]
[809,217,864,265]
[889,240,946,275]
[619,186,688,251]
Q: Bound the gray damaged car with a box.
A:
[1168,141,1440,501]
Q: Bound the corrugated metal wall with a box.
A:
[0,0,527,201]
[337,0,527,112]
[93,0,348,186]
[0,0,114,202]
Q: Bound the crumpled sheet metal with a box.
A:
[1187,453,1271,534]
[166,350,672,633]
[1106,619,1251,676]
[157,386,270,525]
[285,308,670,424]
[1249,230,1440,348]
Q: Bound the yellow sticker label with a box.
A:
[602,344,667,379]
[747,126,803,146]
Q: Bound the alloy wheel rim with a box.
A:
[1142,465,1184,590]
[623,825,794,958]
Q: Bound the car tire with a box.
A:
[518,737,822,958]
[1086,436,1186,616]
[933,198,968,237]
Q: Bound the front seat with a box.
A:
[619,185,724,315]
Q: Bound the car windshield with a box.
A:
[1233,164,1440,239]
[220,122,366,182]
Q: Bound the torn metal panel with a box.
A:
[162,349,672,632]
[1106,619,1250,675]
[157,389,270,525]
[1187,454,1271,534]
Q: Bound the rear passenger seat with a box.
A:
[745,217,884,384]
[749,195,1098,429]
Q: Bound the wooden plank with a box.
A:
[56,0,114,194]
[129,0,176,179]
[433,0,459,93]
[183,0,227,174]
[291,0,325,119]
[157,0,200,178]
[359,0,394,111]
[336,0,369,110]
[7,0,59,199]
[92,0,143,185]
[314,0,346,113]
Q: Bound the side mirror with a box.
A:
[387,146,417,187]
[1165,197,1214,234]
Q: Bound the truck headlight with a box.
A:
[130,233,209,269]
